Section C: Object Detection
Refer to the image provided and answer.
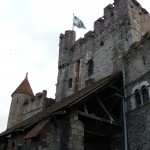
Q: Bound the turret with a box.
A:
[7,73,34,128]
[56,30,76,101]
[58,30,76,68]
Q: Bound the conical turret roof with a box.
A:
[11,73,34,96]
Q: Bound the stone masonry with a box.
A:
[2,0,150,149]
[7,75,54,129]
[56,0,150,102]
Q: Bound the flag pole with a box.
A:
[72,13,74,31]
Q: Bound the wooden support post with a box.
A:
[83,103,88,114]
[95,95,114,123]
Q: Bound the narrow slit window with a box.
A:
[141,85,149,103]
[135,89,141,107]
[68,78,73,89]
[87,59,93,77]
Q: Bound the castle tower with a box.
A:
[7,73,34,128]
[56,30,76,101]
[56,0,150,101]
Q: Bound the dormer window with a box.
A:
[68,78,73,89]
[87,59,93,77]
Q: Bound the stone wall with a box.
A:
[23,90,47,120]
[124,35,150,111]
[7,90,52,129]
[123,35,150,149]
[5,115,84,150]
[127,103,150,150]
[128,0,150,42]
[124,36,150,86]
[7,93,32,128]
[56,0,150,101]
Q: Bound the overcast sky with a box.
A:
[0,0,149,133]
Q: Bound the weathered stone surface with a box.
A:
[56,0,150,102]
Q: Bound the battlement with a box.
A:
[59,30,76,50]
[23,90,55,120]
[56,0,150,101]
[104,4,114,20]
[58,0,149,52]
[58,30,76,67]
[131,0,149,14]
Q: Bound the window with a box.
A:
[11,141,15,149]
[68,78,73,89]
[141,85,149,103]
[17,144,22,150]
[75,60,80,91]
[131,81,150,110]
[87,59,93,77]
[135,89,141,107]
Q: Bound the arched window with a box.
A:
[68,78,73,89]
[135,89,141,107]
[141,85,149,103]
[87,59,93,77]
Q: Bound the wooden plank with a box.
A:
[77,111,117,125]
[85,130,104,136]
[109,85,121,92]
[103,93,123,101]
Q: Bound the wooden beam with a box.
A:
[103,93,123,101]
[109,85,121,92]
[83,103,88,114]
[103,97,122,126]
[107,97,119,113]
[85,130,104,137]
[77,111,117,125]
[95,95,114,122]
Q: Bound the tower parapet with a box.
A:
[56,0,150,101]
[94,18,104,33]
[58,30,76,68]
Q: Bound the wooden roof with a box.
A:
[24,119,49,139]
[0,72,121,137]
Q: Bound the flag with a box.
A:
[73,15,86,29]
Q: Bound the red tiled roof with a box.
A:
[11,73,34,96]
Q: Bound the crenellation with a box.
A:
[64,30,76,50]
[113,0,124,6]
[23,90,51,120]
[94,17,104,32]
[128,0,150,42]
[104,4,114,20]
[132,0,141,7]
[84,31,94,39]
[131,0,149,15]
[3,0,150,150]
[58,30,76,67]
[56,0,150,101]
[7,82,54,128]
[75,37,85,48]
[141,8,149,15]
